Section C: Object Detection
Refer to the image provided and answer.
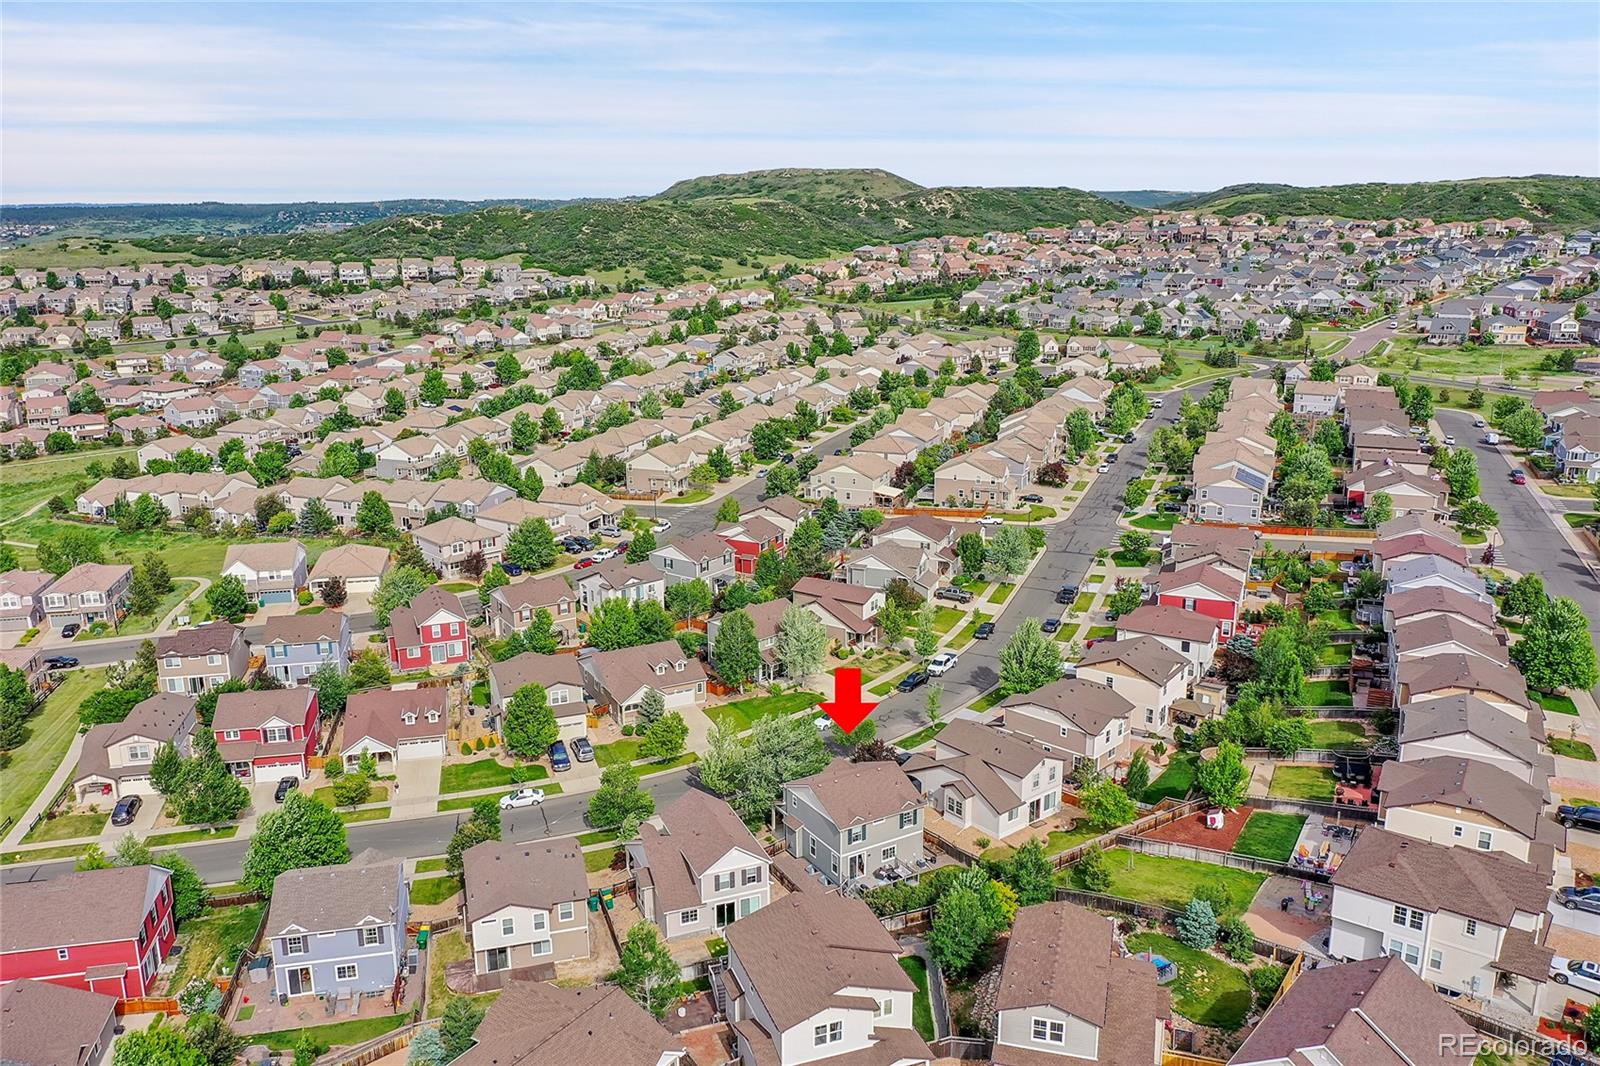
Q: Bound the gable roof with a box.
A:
[1376,756,1556,845]
[455,980,686,1066]
[265,857,402,935]
[155,620,242,658]
[903,718,1058,814]
[261,612,349,647]
[999,678,1133,737]
[633,790,765,913]
[786,757,923,828]
[342,686,449,751]
[1078,636,1188,685]
[212,687,314,732]
[1331,826,1551,925]
[462,840,587,922]
[1397,694,1547,768]
[0,979,118,1066]
[1114,604,1219,644]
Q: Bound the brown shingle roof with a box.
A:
[1079,636,1187,685]
[1375,756,1557,844]
[212,687,314,732]
[0,866,166,952]
[261,612,348,647]
[786,757,923,828]
[454,980,686,1066]
[1115,604,1218,644]
[462,840,587,923]
[265,858,401,935]
[633,790,765,912]
[341,686,448,751]
[0,979,117,1066]
[1331,827,1551,925]
[999,678,1133,737]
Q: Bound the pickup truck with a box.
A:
[1557,804,1600,831]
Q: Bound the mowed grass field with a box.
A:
[0,668,108,830]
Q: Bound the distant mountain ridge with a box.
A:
[53,169,1597,278]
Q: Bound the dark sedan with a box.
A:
[110,795,142,826]
[974,622,996,640]
[1041,618,1061,634]
[896,671,930,693]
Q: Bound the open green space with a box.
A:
[1562,513,1600,529]
[439,758,548,794]
[704,691,822,733]
[578,829,620,846]
[1530,690,1580,715]
[167,902,265,991]
[88,580,200,639]
[1307,720,1368,751]
[411,875,463,906]
[1550,738,1597,761]
[1231,812,1307,863]
[1268,766,1338,802]
[1130,513,1181,531]
[0,449,138,526]
[258,1015,410,1053]
[1301,679,1353,707]
[1125,932,1251,1029]
[948,612,993,650]
[0,667,108,831]
[338,807,390,823]
[415,857,448,874]
[1142,754,1197,803]
[1062,850,1265,920]
[22,810,108,843]
[898,956,936,1041]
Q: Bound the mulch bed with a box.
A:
[1142,808,1249,852]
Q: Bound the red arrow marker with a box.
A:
[819,667,877,734]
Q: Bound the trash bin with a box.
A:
[417,923,431,949]
[587,895,600,912]
[600,889,614,910]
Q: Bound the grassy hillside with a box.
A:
[1093,189,1200,209]
[1168,175,1600,225]
[127,171,1133,277]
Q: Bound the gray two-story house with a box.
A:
[266,857,409,1000]
[780,758,926,887]
[259,613,352,685]
[647,532,735,589]
[626,790,772,940]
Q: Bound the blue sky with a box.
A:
[4,2,1596,203]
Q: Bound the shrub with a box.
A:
[1250,963,1288,1007]
[178,977,223,1016]
[622,724,636,737]
[297,589,313,606]
[1076,845,1112,893]
[473,736,486,752]
[461,742,473,756]
[1219,915,1255,962]
[974,836,991,850]
[1192,879,1233,917]
[1175,899,1219,950]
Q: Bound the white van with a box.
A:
[1483,432,1500,445]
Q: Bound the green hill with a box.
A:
[128,170,1133,276]
[1092,189,1200,209]
[1168,176,1600,225]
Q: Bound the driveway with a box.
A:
[393,753,442,814]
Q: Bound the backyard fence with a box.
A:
[313,1021,424,1066]
[1114,833,1302,877]
[1051,887,1306,965]
[929,1036,994,1060]
[1049,800,1205,871]
[115,997,180,1016]
[22,777,75,841]
[1241,795,1378,823]
[216,904,271,1019]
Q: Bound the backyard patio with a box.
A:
[227,962,418,1038]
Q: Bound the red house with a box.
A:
[716,517,786,577]
[1154,562,1245,637]
[213,688,319,782]
[386,586,471,671]
[0,865,176,999]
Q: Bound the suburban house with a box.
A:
[488,574,578,643]
[212,688,319,782]
[265,858,409,1000]
[156,621,250,694]
[1073,637,1190,737]
[649,531,736,588]
[487,652,589,741]
[1373,756,1561,865]
[453,980,687,1066]
[991,901,1170,1066]
[839,541,944,599]
[260,613,352,684]
[72,693,196,803]
[1396,695,1553,789]
[718,886,932,1066]
[574,559,667,613]
[779,758,925,886]
[716,517,786,578]
[1229,957,1477,1066]
[385,586,472,672]
[933,450,1024,510]
[1394,655,1534,722]
[462,840,590,975]
[579,639,707,727]
[998,678,1135,776]
[339,687,449,768]
[0,979,120,1066]
[1329,827,1552,1016]
[790,577,884,647]
[903,719,1065,843]
[0,865,176,999]
[706,598,788,684]
[221,540,308,606]
[0,569,54,638]
[1166,523,1256,575]
[308,543,391,598]
[804,452,903,509]
[1113,604,1218,679]
[1290,378,1340,416]
[1153,563,1244,636]
[413,516,504,578]
[42,563,133,631]
[626,790,772,940]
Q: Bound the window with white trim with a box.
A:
[1033,1018,1066,1044]
[501,917,515,936]
[1464,918,1477,936]
[945,794,964,818]
[813,1021,843,1047]
[284,936,306,956]
[558,901,575,923]
[680,909,698,925]
[264,726,289,744]
[335,963,359,981]
[57,948,69,960]
[1476,830,1492,850]
[362,927,383,946]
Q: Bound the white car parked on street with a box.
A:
[499,787,546,810]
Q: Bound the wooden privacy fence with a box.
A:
[929,1036,994,1061]
[1050,887,1305,965]
[217,904,271,1019]
[1115,833,1304,877]
[115,997,179,1016]
[1242,794,1379,823]
[314,1021,424,1066]
[1162,1052,1228,1066]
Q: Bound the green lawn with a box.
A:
[987,583,1016,604]
[1316,643,1353,665]
[1307,720,1368,751]
[1231,812,1307,863]
[929,606,965,636]
[585,845,622,873]
[1302,679,1353,707]
[663,489,714,504]
[0,448,138,524]
[1269,766,1338,802]
[1142,754,1197,803]
[969,688,1004,713]
[21,810,107,843]
[1550,738,1597,761]
[1084,625,1116,640]
[1071,591,1095,612]
[1065,851,1264,919]
[593,738,642,766]
[312,782,389,808]
[439,758,548,794]
[898,956,936,1041]
[578,828,620,845]
[1529,690,1580,715]
[1125,932,1252,1029]
[411,875,463,906]
[1003,504,1057,522]
[167,902,265,991]
[896,721,947,750]
[470,681,489,706]
[438,581,476,592]
[982,823,1101,863]
[148,825,239,848]
[869,668,918,697]
[0,667,107,831]
[1130,512,1181,531]
[88,580,199,639]
[641,752,698,775]
[704,691,822,732]
[1314,607,1355,627]
[415,857,448,873]
[0,841,90,865]
[339,807,391,823]
[259,1015,410,1053]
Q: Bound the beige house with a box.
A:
[72,693,197,802]
[221,540,308,606]
[412,516,503,578]
[933,451,1022,509]
[156,621,250,694]
[803,453,902,509]
[1374,756,1562,865]
[487,652,589,741]
[1072,637,1189,738]
[998,678,1134,776]
[462,840,590,975]
[580,639,707,727]
[488,574,578,642]
[308,543,391,597]
[626,790,772,940]
[903,719,1065,843]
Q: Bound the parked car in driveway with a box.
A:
[974,621,996,640]
[499,786,546,810]
[1551,957,1600,995]
[1557,886,1600,914]
[896,671,929,693]
[590,547,620,562]
[274,776,298,803]
[1019,493,1044,504]
[928,651,959,676]
[501,562,523,576]
[110,795,141,826]
[60,623,79,639]
[571,737,595,762]
[549,740,572,771]
[572,557,596,569]
[1558,804,1600,831]
[935,586,974,604]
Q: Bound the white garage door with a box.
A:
[397,737,444,757]
[256,760,302,782]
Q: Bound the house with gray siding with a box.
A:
[266,857,409,1000]
[779,758,925,887]
[222,541,308,606]
[626,790,771,941]
[462,840,590,975]
[259,613,351,684]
